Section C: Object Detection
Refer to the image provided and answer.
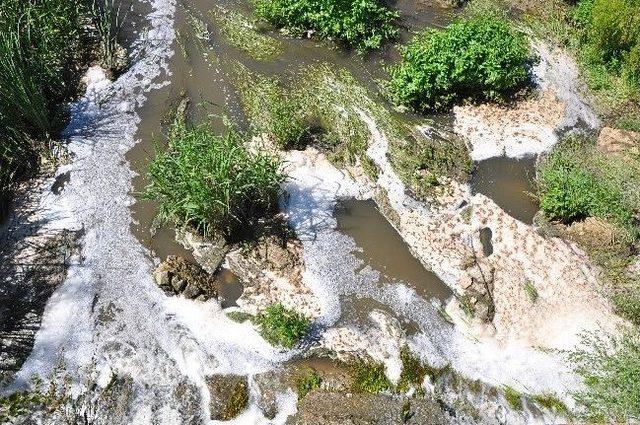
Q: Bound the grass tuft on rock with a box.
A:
[295,369,322,399]
[389,16,533,112]
[144,117,284,240]
[253,0,399,53]
[255,304,310,348]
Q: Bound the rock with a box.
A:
[596,126,640,157]
[459,275,473,290]
[290,391,446,425]
[182,282,202,299]
[153,256,218,300]
[171,278,186,293]
[176,229,229,274]
[206,375,249,421]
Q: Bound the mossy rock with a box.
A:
[206,375,249,420]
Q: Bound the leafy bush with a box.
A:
[255,304,310,348]
[144,118,284,239]
[349,358,391,393]
[536,137,639,234]
[253,0,399,53]
[570,330,640,422]
[389,16,532,112]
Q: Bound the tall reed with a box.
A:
[91,0,127,71]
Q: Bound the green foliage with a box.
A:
[253,0,399,53]
[233,66,310,149]
[349,357,391,393]
[210,7,283,61]
[296,369,322,399]
[502,385,522,410]
[255,304,310,348]
[91,0,126,71]
[389,16,532,112]
[397,347,427,393]
[536,137,640,237]
[570,330,640,422]
[144,118,284,239]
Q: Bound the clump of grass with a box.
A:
[570,330,640,422]
[523,281,539,302]
[144,117,284,240]
[348,357,391,394]
[210,6,282,61]
[389,15,533,112]
[502,385,522,410]
[532,393,570,416]
[536,136,640,239]
[295,369,322,399]
[233,65,310,149]
[255,304,310,348]
[253,0,399,53]
[91,0,127,71]
[397,347,427,393]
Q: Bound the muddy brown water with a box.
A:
[471,156,539,224]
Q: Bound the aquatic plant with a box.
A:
[349,357,391,394]
[253,0,399,53]
[570,330,640,422]
[295,369,322,399]
[144,117,284,239]
[389,16,532,112]
[233,65,310,149]
[255,304,310,348]
[210,7,283,61]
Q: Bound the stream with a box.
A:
[2,0,588,423]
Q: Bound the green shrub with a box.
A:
[253,0,399,53]
[570,330,640,422]
[296,369,322,399]
[389,16,532,112]
[536,137,639,234]
[349,358,391,393]
[255,304,310,348]
[144,118,284,239]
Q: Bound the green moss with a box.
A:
[210,6,282,61]
[255,304,310,348]
[349,357,391,394]
[221,380,249,420]
[523,281,539,303]
[226,311,254,323]
[502,385,522,410]
[397,347,427,393]
[295,369,322,399]
[532,393,570,416]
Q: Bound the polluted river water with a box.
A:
[3,0,603,423]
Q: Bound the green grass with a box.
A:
[91,0,126,71]
[295,369,322,399]
[233,65,310,149]
[389,15,533,112]
[536,136,640,238]
[570,330,640,422]
[253,0,399,53]
[255,304,310,348]
[210,6,283,61]
[532,393,570,416]
[349,357,391,394]
[144,117,284,240]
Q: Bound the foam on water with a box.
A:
[11,0,293,422]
